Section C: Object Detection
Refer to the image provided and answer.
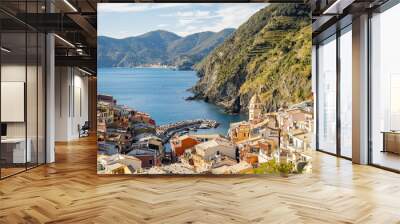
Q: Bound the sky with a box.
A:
[98,3,268,39]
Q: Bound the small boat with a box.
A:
[180,131,189,135]
[188,127,198,132]
[199,124,208,129]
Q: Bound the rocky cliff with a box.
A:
[192,4,312,113]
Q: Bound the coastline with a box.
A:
[98,67,247,134]
[99,65,177,69]
[97,91,314,175]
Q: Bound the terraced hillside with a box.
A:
[192,4,312,113]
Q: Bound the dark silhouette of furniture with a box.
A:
[381,131,400,154]
[79,121,90,138]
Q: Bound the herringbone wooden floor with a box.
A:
[1,136,400,224]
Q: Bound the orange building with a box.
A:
[229,122,251,143]
[243,153,258,165]
[258,140,276,155]
[170,135,200,159]
[239,144,258,165]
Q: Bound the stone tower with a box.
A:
[248,93,262,123]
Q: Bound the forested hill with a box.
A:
[191,4,312,113]
[98,29,235,70]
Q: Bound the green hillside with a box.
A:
[98,29,235,70]
[192,4,312,113]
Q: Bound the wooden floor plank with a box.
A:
[0,136,400,223]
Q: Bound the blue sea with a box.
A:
[98,67,247,135]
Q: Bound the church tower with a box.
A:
[248,93,262,124]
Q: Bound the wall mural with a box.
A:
[97,3,313,175]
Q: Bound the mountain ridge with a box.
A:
[98,28,235,70]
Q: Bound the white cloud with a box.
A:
[157,24,168,28]
[161,10,216,19]
[213,4,267,31]
[176,10,212,17]
[174,4,267,36]
[178,19,194,26]
[98,3,268,37]
[177,25,201,36]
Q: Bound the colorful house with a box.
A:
[170,135,200,159]
[229,121,251,143]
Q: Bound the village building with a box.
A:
[249,120,269,138]
[112,105,134,127]
[96,89,314,174]
[237,138,277,165]
[132,111,156,126]
[97,94,116,106]
[248,93,263,124]
[211,161,252,174]
[98,154,142,174]
[195,137,237,161]
[97,119,107,134]
[282,105,314,153]
[210,156,240,174]
[105,127,133,153]
[138,135,164,150]
[170,135,200,160]
[97,101,114,124]
[190,134,223,143]
[132,122,156,135]
[229,121,251,143]
[287,129,308,152]
[127,148,161,168]
[264,113,279,128]
[273,149,312,173]
[190,137,238,172]
[135,135,165,158]
[286,108,313,131]
[98,142,119,155]
[257,139,277,163]
[239,144,259,165]
[105,163,127,174]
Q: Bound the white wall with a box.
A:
[1,64,26,138]
[55,67,89,141]
[1,62,46,164]
[55,66,69,141]
[72,73,89,138]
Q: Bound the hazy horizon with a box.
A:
[98,27,236,39]
[98,3,268,38]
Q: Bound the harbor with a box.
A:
[156,119,219,143]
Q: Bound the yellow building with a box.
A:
[105,163,127,174]
[229,121,251,143]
